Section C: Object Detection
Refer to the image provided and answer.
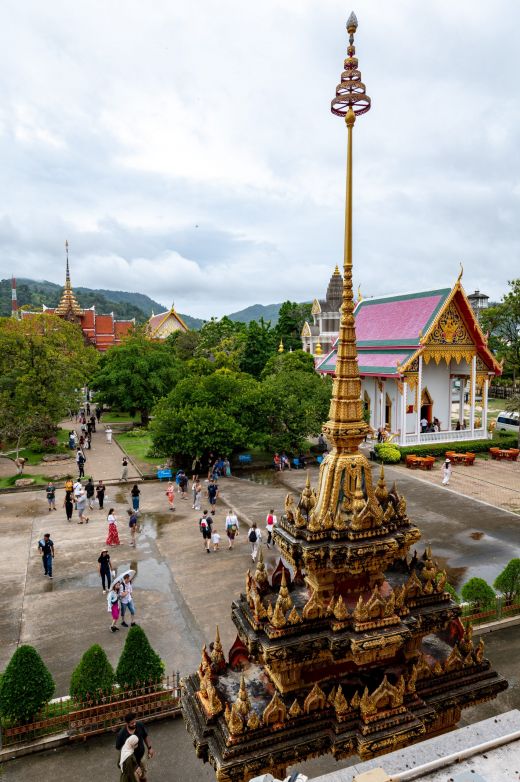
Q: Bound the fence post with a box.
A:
[497,594,502,619]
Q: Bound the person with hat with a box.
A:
[442,458,452,486]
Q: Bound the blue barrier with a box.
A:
[238,454,252,465]
[157,468,173,481]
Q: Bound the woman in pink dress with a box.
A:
[166,482,175,511]
[106,508,120,546]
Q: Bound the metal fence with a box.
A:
[0,673,181,749]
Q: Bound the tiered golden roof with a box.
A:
[55,241,82,318]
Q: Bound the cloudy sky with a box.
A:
[1,1,519,317]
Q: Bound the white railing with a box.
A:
[403,429,491,446]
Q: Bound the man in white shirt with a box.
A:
[120,574,137,627]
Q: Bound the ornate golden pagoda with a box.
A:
[55,240,82,320]
[181,14,506,781]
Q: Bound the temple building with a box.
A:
[301,265,343,357]
[146,304,188,339]
[313,277,502,446]
[19,244,134,351]
[181,15,506,782]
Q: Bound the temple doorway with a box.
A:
[385,393,392,429]
[421,387,433,424]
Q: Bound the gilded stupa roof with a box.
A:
[55,242,82,317]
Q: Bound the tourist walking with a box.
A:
[63,490,73,522]
[38,533,54,578]
[108,582,121,632]
[105,426,113,444]
[85,477,95,510]
[120,574,137,627]
[192,479,202,510]
[118,734,140,782]
[166,481,175,511]
[96,479,105,509]
[76,487,89,524]
[98,549,112,593]
[249,523,261,562]
[131,483,141,511]
[225,510,239,549]
[46,481,56,511]
[121,457,129,482]
[178,470,188,500]
[106,508,121,546]
[115,713,154,779]
[128,509,139,546]
[441,458,452,486]
[199,510,212,553]
[76,448,86,478]
[265,509,277,548]
[90,414,96,433]
[212,528,221,551]
[95,405,102,423]
[207,480,219,514]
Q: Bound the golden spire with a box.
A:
[315,340,322,356]
[333,264,341,276]
[55,240,82,317]
[322,12,371,453]
[278,338,284,353]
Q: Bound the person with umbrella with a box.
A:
[107,581,121,632]
[120,572,137,627]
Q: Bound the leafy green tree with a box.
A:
[0,314,95,454]
[275,301,312,352]
[505,394,520,447]
[480,279,520,381]
[194,317,246,370]
[91,329,182,425]
[70,644,115,703]
[261,349,316,379]
[461,577,496,611]
[240,318,278,378]
[0,645,55,722]
[261,369,332,452]
[166,329,200,361]
[151,371,264,460]
[116,626,164,689]
[494,558,520,603]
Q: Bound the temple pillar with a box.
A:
[379,380,385,429]
[483,376,489,434]
[416,355,423,443]
[458,377,465,425]
[448,373,453,430]
[401,379,407,445]
[469,355,476,433]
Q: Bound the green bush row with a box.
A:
[0,626,164,724]
[375,433,518,461]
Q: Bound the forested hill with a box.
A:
[0,278,201,327]
[227,302,283,324]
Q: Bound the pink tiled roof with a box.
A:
[355,289,450,344]
[358,352,412,368]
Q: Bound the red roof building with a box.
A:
[20,244,134,351]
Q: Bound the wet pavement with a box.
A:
[1,459,520,780]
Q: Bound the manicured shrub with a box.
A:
[396,434,517,461]
[376,443,401,464]
[461,578,496,611]
[116,626,164,689]
[70,644,114,703]
[494,559,520,603]
[0,645,55,723]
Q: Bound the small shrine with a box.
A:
[181,14,507,782]
[146,303,188,339]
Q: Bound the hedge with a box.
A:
[70,644,114,704]
[376,443,401,464]
[375,433,517,462]
[116,626,164,689]
[0,646,55,722]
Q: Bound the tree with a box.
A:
[91,329,182,425]
[460,577,496,611]
[480,279,520,381]
[70,644,115,703]
[240,318,278,378]
[166,329,200,361]
[494,558,520,603]
[0,645,55,722]
[0,314,95,452]
[275,301,312,352]
[194,317,246,370]
[151,371,264,460]
[261,349,317,379]
[116,626,164,689]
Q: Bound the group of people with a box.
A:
[420,416,441,433]
[273,452,291,471]
[198,507,277,561]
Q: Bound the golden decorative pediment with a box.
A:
[311,298,322,315]
[301,320,312,337]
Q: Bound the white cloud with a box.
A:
[0,0,519,316]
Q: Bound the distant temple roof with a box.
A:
[316,280,501,377]
[147,305,188,339]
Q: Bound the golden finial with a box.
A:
[315,340,323,356]
[278,569,293,613]
[56,240,82,317]
[334,685,349,716]
[254,547,269,592]
[357,284,363,302]
[333,264,341,276]
[278,339,284,353]
[211,625,226,671]
[234,675,251,717]
[457,261,464,283]
[271,594,287,628]
[333,594,348,621]
[287,606,302,625]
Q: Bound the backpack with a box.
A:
[248,528,257,543]
[200,517,208,530]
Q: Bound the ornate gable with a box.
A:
[422,296,476,366]
[301,321,312,338]
[311,298,322,315]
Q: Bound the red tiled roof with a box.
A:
[114,321,133,337]
[94,314,115,334]
[80,309,95,328]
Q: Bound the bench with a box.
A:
[490,447,519,462]
[238,454,252,465]
[157,468,173,481]
[446,451,476,466]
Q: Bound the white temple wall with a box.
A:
[422,361,450,431]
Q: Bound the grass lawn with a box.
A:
[0,473,50,490]
[101,411,140,423]
[115,432,163,470]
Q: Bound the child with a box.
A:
[166,481,175,511]
[108,582,121,632]
[211,528,221,552]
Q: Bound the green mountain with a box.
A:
[227,303,283,325]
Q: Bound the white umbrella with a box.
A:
[110,568,136,590]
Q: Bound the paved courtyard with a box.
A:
[0,435,519,780]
